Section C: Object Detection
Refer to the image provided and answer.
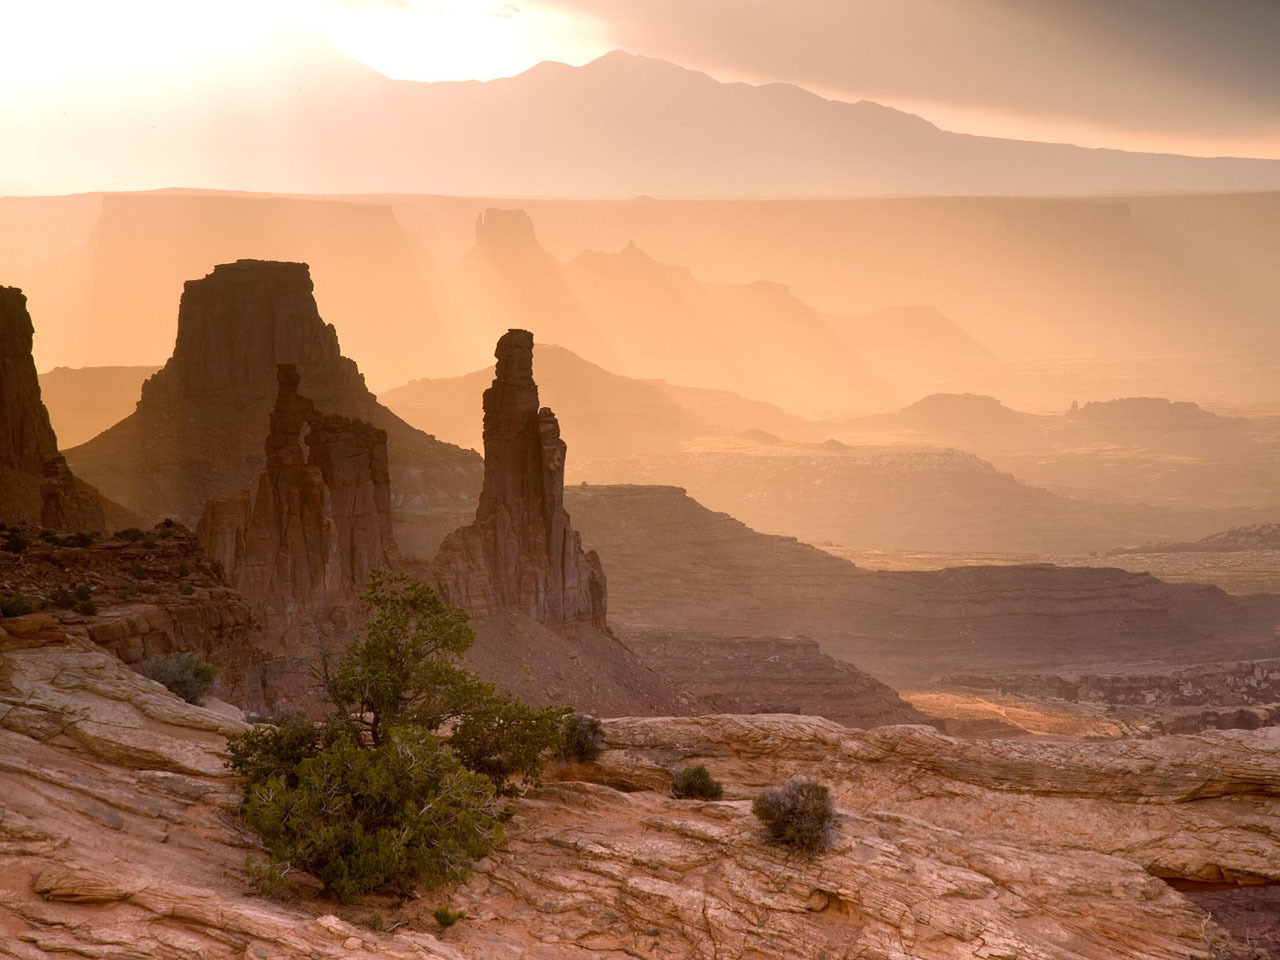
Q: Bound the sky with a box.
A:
[1,0,1278,168]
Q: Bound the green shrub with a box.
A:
[76,600,97,616]
[179,584,195,596]
[73,583,92,602]
[0,592,33,618]
[242,728,500,903]
[670,765,724,801]
[232,571,568,902]
[227,714,328,787]
[2,529,29,554]
[39,528,58,543]
[752,780,836,855]
[245,856,291,899]
[449,690,568,793]
[557,713,604,763]
[65,531,94,548]
[136,652,218,704]
[115,527,146,542]
[50,588,76,609]
[432,906,466,931]
[177,562,191,578]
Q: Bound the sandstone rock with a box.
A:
[433,330,606,632]
[66,260,482,557]
[0,286,117,530]
[588,714,1280,886]
[0,631,1266,960]
[197,365,400,708]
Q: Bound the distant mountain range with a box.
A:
[8,47,1280,197]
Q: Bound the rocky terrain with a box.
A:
[0,287,128,533]
[64,260,482,558]
[566,484,1280,686]
[0,522,264,711]
[3,621,1276,960]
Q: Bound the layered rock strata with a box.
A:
[66,260,481,556]
[0,286,112,531]
[433,329,606,631]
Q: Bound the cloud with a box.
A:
[555,0,1280,155]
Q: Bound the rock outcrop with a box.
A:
[2,624,1270,960]
[197,365,400,707]
[434,330,607,632]
[0,520,265,710]
[0,286,114,531]
[66,260,482,557]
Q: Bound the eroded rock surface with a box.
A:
[0,619,461,960]
[66,260,481,557]
[433,330,606,632]
[196,365,400,708]
[0,286,116,531]
[1,624,1267,960]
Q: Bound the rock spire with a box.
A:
[433,329,607,631]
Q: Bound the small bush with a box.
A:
[241,728,501,903]
[751,779,836,855]
[76,600,97,616]
[448,690,568,793]
[65,531,94,548]
[115,527,146,542]
[2,529,29,554]
[179,584,195,596]
[177,562,191,578]
[50,588,76,609]
[136,652,218,704]
[39,528,58,543]
[362,913,386,932]
[557,713,604,763]
[0,592,33,618]
[226,714,327,787]
[670,765,724,801]
[245,856,291,899]
[432,906,466,931]
[73,583,92,602]
[129,565,148,580]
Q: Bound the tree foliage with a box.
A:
[228,570,575,900]
[241,728,500,903]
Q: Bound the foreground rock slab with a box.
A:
[0,623,1268,960]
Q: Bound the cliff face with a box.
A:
[66,260,481,557]
[0,286,111,532]
[434,329,607,631]
[197,366,399,703]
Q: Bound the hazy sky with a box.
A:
[2,0,1278,163]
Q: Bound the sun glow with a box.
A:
[0,0,612,95]
[311,1,614,83]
